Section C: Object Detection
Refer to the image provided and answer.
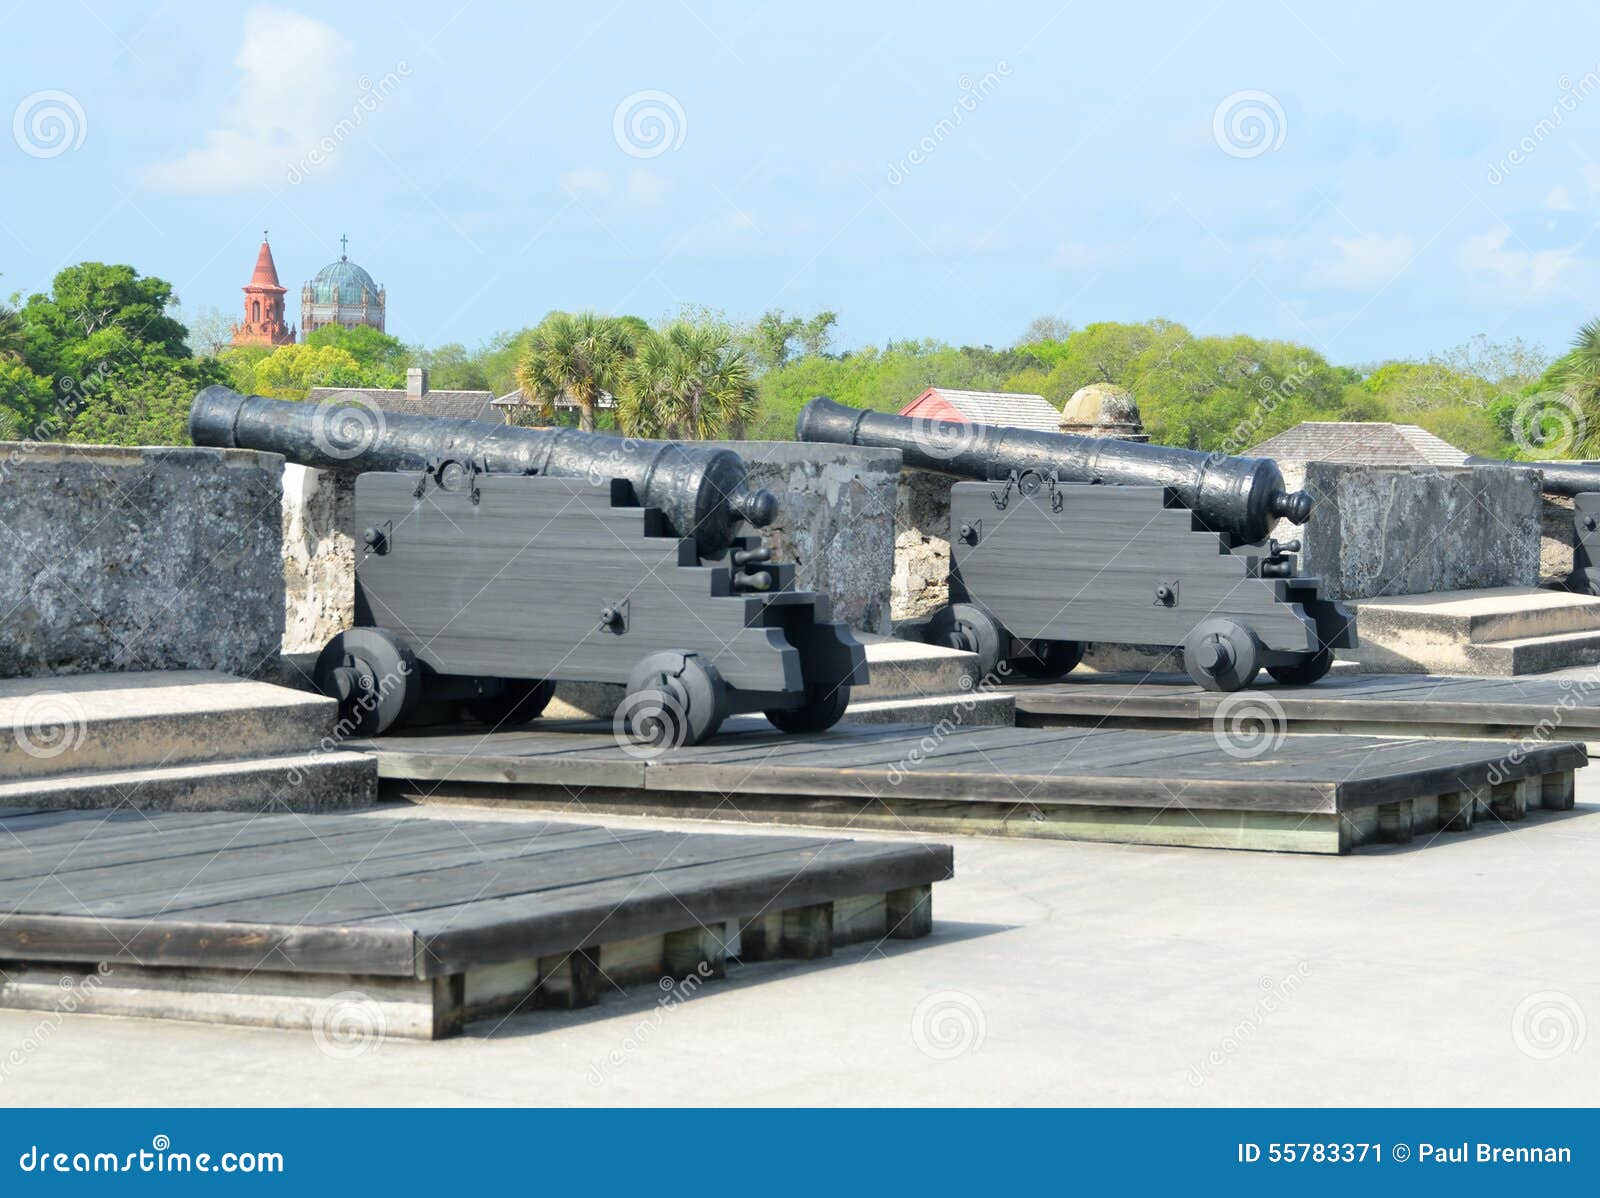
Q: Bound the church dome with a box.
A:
[310,256,380,305]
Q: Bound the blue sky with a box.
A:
[4,1,1600,366]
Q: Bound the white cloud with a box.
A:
[1307,232,1417,289]
[1546,185,1577,211]
[1583,165,1600,194]
[142,8,350,193]
[1458,226,1575,301]
[559,167,613,201]
[558,166,672,211]
[626,167,670,209]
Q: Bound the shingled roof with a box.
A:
[898,387,1062,433]
[307,385,498,424]
[1247,421,1469,467]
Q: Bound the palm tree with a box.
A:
[0,301,25,360]
[513,311,628,432]
[1550,318,1600,455]
[618,321,758,440]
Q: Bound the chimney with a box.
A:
[406,367,428,400]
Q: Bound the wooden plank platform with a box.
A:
[0,809,952,1039]
[353,719,1587,855]
[1011,670,1600,745]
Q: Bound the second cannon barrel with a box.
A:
[794,395,1311,544]
[189,386,778,556]
[1464,455,1600,499]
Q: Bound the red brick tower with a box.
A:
[230,232,296,347]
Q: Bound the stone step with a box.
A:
[0,751,377,814]
[851,635,981,702]
[0,671,338,782]
[1353,586,1600,645]
[841,692,1015,728]
[1461,628,1600,677]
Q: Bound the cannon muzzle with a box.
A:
[190,386,777,556]
[795,395,1309,544]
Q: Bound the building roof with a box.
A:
[493,388,617,411]
[898,387,1062,433]
[307,386,497,424]
[1247,421,1469,467]
[246,236,285,294]
[308,239,381,306]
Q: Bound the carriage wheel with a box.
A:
[1182,618,1263,692]
[312,627,421,737]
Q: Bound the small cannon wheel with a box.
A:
[1267,649,1333,686]
[464,678,555,727]
[620,651,726,748]
[1182,618,1262,692]
[766,682,851,734]
[927,602,1006,678]
[1007,638,1086,680]
[312,627,421,737]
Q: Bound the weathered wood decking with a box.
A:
[356,719,1585,855]
[1013,670,1600,744]
[0,808,951,1038]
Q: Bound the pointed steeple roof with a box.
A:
[246,232,286,294]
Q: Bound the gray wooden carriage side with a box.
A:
[949,481,1325,652]
[353,473,812,694]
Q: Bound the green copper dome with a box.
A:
[310,256,380,305]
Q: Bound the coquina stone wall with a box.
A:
[1276,461,1542,599]
[282,464,356,655]
[0,443,285,678]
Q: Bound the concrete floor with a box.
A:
[1,771,1597,1107]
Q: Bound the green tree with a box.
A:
[253,344,381,398]
[417,342,491,392]
[0,300,25,360]
[619,321,758,439]
[20,262,190,381]
[0,358,56,438]
[304,324,408,380]
[514,311,629,432]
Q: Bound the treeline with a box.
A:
[2,260,1593,459]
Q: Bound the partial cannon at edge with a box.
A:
[189,385,777,557]
[794,395,1311,545]
[1464,455,1600,500]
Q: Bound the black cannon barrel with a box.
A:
[795,395,1311,544]
[190,386,777,556]
[1465,456,1600,498]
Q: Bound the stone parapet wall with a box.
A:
[1280,462,1542,600]
[0,443,284,678]
[703,441,900,634]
